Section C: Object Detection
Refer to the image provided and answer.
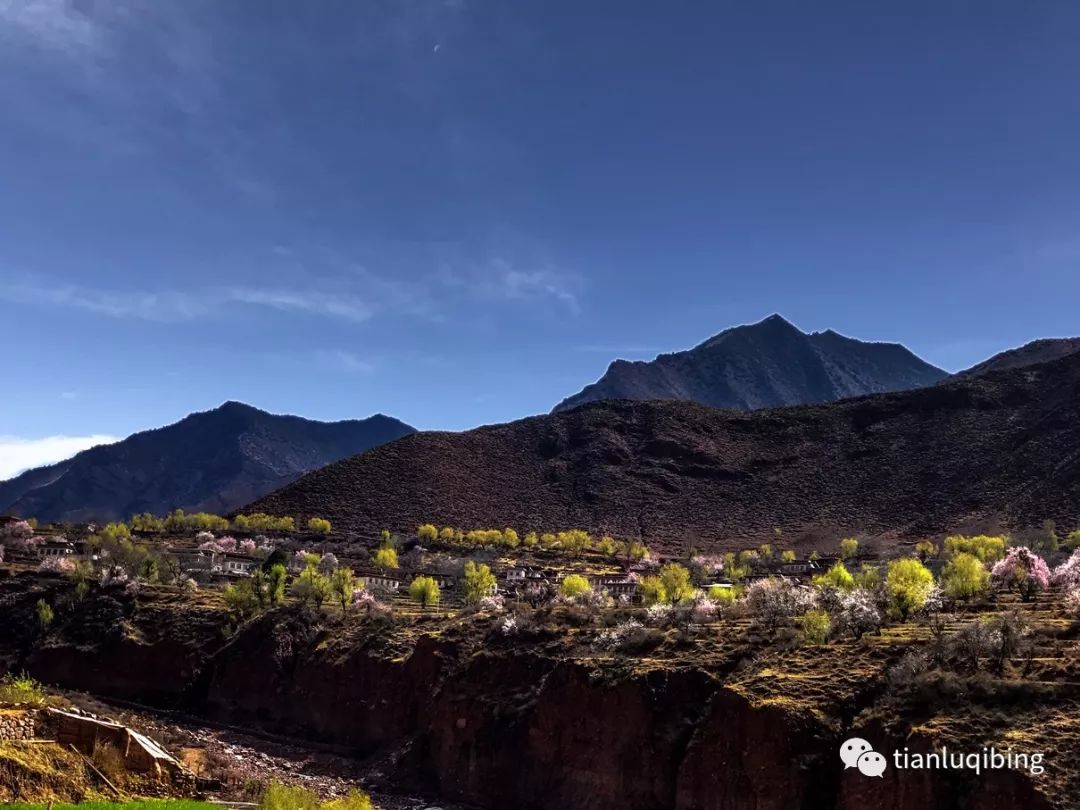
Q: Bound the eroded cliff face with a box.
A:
[7,584,1061,810]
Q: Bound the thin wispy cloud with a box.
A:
[313,350,375,375]
[0,434,119,480]
[437,258,584,314]
[0,277,375,323]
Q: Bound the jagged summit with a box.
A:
[554,315,947,413]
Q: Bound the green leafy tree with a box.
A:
[597,535,617,557]
[101,522,131,543]
[559,574,592,598]
[35,599,54,631]
[758,543,773,560]
[523,531,539,549]
[417,524,438,542]
[813,561,855,591]
[223,579,262,621]
[621,539,649,568]
[944,535,1007,564]
[885,558,935,620]
[1040,519,1059,553]
[267,563,287,606]
[291,565,331,608]
[463,561,496,604]
[659,563,695,604]
[941,552,990,601]
[130,513,164,532]
[330,566,356,612]
[307,517,332,535]
[374,547,399,571]
[409,576,441,608]
[502,528,520,549]
[1065,528,1080,551]
[638,575,666,606]
[853,563,881,590]
[780,550,796,563]
[839,537,859,560]
[707,584,737,606]
[798,609,830,645]
[560,529,592,557]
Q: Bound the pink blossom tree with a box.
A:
[991,547,1051,601]
[1052,549,1080,590]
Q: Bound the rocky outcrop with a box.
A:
[8,586,1066,810]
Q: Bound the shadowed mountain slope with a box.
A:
[954,337,1080,379]
[553,314,948,413]
[0,402,415,523]
[247,354,1080,551]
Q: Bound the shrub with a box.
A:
[0,672,46,704]
[373,547,399,571]
[597,535,617,556]
[261,780,320,810]
[780,550,796,563]
[941,552,990,600]
[839,537,859,560]
[409,575,441,608]
[463,561,497,604]
[523,531,539,549]
[1066,529,1080,551]
[35,599,54,631]
[944,535,1007,564]
[813,561,855,592]
[758,543,773,560]
[92,740,126,780]
[798,609,831,645]
[223,579,262,621]
[560,574,592,598]
[991,547,1051,601]
[417,523,438,542]
[885,558,935,620]
[322,789,375,810]
[914,541,939,561]
[308,517,332,535]
[659,563,695,604]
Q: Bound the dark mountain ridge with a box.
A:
[0,402,415,523]
[954,337,1080,379]
[553,314,948,413]
[248,352,1080,550]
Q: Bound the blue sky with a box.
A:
[2,1,1079,476]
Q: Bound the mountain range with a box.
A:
[0,402,415,523]
[554,314,949,412]
[249,348,1080,550]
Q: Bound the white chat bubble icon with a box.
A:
[840,738,874,769]
[857,751,887,778]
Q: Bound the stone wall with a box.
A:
[0,708,48,740]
